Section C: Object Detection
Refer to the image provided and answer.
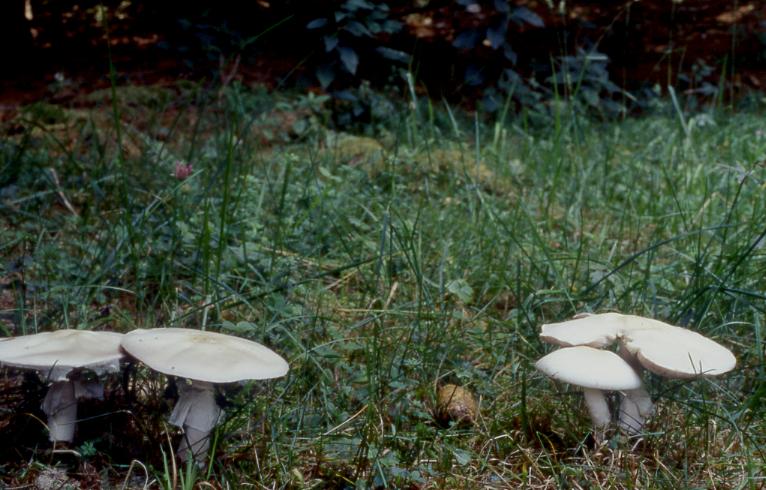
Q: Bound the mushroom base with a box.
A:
[169,380,223,465]
[41,380,77,443]
[617,342,655,434]
[582,388,611,438]
[619,387,655,435]
[40,377,108,443]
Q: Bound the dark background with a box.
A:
[1,0,765,110]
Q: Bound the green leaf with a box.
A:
[344,21,372,37]
[376,46,410,63]
[317,65,336,88]
[306,18,328,29]
[453,29,480,49]
[446,279,474,303]
[338,47,359,75]
[452,448,472,466]
[324,35,339,52]
[487,23,506,49]
[220,321,258,334]
[512,7,543,27]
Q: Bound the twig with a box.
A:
[47,167,78,216]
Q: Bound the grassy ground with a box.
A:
[1,82,765,488]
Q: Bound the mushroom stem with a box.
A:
[169,380,223,465]
[619,387,655,434]
[582,388,611,431]
[41,380,77,443]
[617,341,655,434]
[616,341,642,372]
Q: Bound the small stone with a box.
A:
[35,467,81,490]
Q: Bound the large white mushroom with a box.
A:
[120,328,289,464]
[540,312,736,434]
[535,345,644,437]
[0,330,124,443]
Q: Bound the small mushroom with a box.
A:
[120,328,289,464]
[536,345,644,436]
[540,313,736,434]
[0,330,124,443]
[435,384,478,425]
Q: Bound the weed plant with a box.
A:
[0,81,765,488]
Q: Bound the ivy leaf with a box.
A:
[338,46,359,74]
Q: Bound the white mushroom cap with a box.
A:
[0,330,125,381]
[540,312,624,348]
[622,326,736,378]
[540,313,736,378]
[121,328,289,383]
[535,346,643,391]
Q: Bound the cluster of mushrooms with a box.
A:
[535,312,736,437]
[0,312,739,463]
[0,328,288,464]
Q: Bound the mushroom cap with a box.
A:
[540,312,624,348]
[540,313,736,378]
[121,328,289,383]
[622,326,737,378]
[535,346,643,390]
[0,330,125,381]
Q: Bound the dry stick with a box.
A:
[47,167,78,216]
[120,459,152,490]
[323,404,368,436]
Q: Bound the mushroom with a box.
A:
[0,330,124,443]
[435,384,478,426]
[540,313,736,434]
[535,345,644,437]
[120,328,289,464]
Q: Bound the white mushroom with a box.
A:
[540,313,736,434]
[535,346,644,437]
[0,330,124,443]
[120,328,289,465]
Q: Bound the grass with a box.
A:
[0,81,765,488]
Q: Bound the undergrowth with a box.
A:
[0,82,765,488]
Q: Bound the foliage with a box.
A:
[306,0,407,89]
[547,48,632,118]
[450,0,543,99]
